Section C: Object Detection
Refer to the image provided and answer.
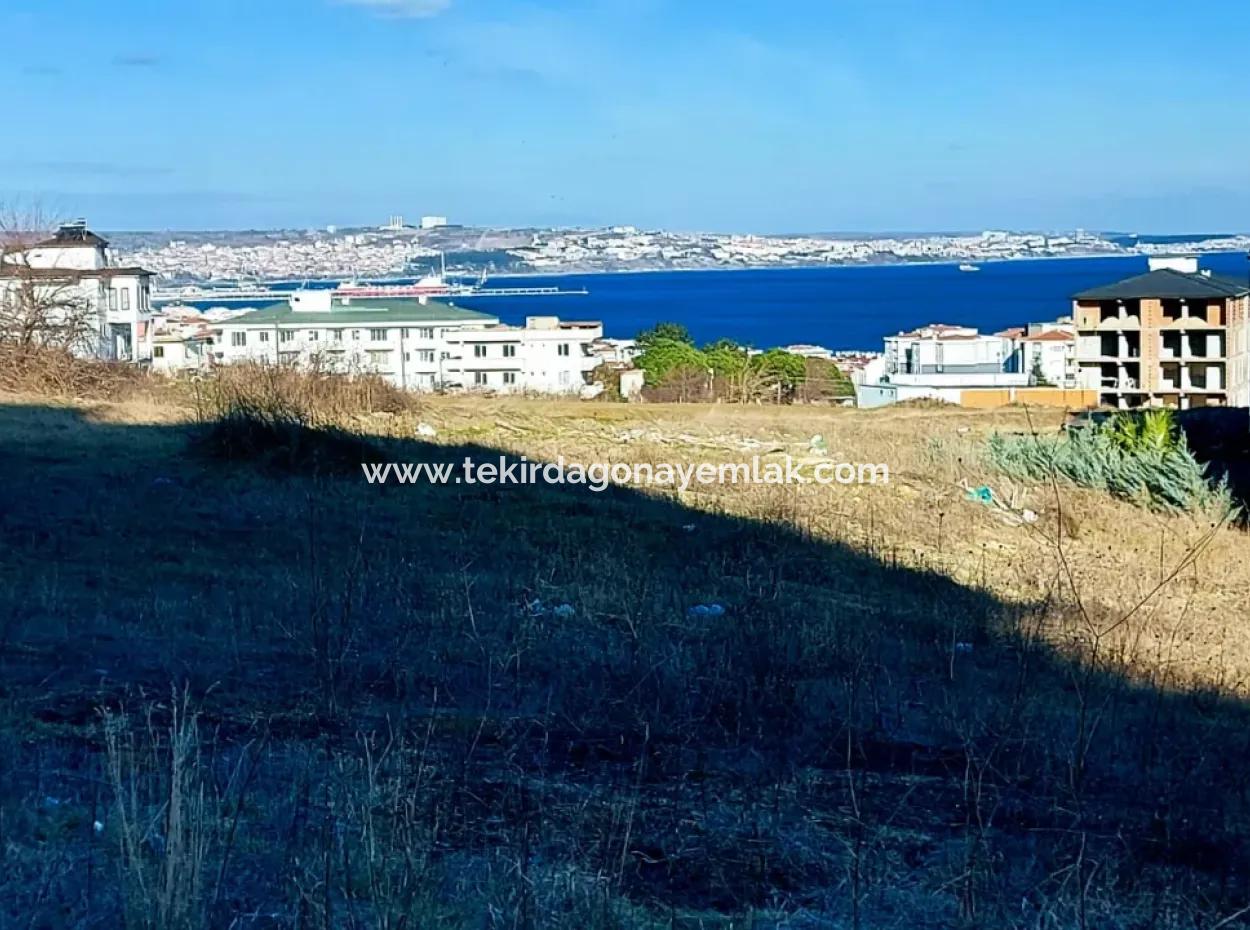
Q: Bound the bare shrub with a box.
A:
[102,690,214,930]
[201,360,416,422]
[0,342,151,399]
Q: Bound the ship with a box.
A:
[334,272,478,299]
[958,263,981,272]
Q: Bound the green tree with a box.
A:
[636,322,693,351]
[703,339,750,378]
[1029,355,1053,387]
[635,338,708,386]
[751,349,807,401]
[797,357,855,403]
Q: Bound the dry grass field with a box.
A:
[3,369,1250,929]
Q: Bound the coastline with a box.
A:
[176,249,1250,289]
[476,251,1144,280]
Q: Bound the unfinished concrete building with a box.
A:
[1073,256,1250,410]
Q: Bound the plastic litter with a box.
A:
[966,485,994,504]
[809,434,829,455]
[687,603,726,618]
[552,604,576,619]
[959,480,1038,528]
[416,423,437,439]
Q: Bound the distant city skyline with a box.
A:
[5,0,1250,232]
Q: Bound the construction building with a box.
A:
[1073,256,1250,409]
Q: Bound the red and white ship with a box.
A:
[333,273,479,299]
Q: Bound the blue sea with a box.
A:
[441,253,1250,351]
[200,252,1250,352]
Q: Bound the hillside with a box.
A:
[2,382,1250,929]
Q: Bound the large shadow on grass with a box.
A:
[1181,406,1250,512]
[2,400,1250,929]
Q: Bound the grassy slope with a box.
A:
[2,391,1250,929]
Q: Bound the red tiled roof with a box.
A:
[1023,330,1075,342]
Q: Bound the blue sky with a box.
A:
[4,0,1250,232]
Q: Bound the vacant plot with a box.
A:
[2,387,1249,929]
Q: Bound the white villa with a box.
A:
[882,324,1026,388]
[0,221,154,361]
[213,290,604,394]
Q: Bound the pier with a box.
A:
[151,282,588,306]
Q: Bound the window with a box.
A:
[231,332,247,347]
[153,346,165,358]
[558,343,570,357]
[258,331,270,343]
[417,349,435,364]
[367,349,391,367]
[279,351,298,365]
[370,329,388,342]
[474,345,488,358]
[503,344,517,358]
[503,372,516,385]
[119,289,130,311]
[418,328,434,339]
[559,371,570,385]
[280,330,295,343]
[474,372,488,386]
[108,289,118,311]
[307,330,319,341]
[352,330,361,341]
[331,329,343,342]
[401,329,411,338]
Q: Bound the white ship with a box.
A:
[958,263,980,272]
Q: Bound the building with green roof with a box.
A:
[212,290,603,394]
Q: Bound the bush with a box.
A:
[200,360,415,420]
[985,410,1234,513]
[192,363,386,473]
[0,343,151,399]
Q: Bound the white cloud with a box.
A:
[336,0,451,19]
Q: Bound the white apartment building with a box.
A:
[213,290,603,394]
[997,322,1079,388]
[882,324,1026,387]
[0,221,154,361]
[152,328,213,374]
[443,316,604,393]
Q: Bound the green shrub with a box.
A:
[985,411,1233,513]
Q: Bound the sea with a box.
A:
[204,251,1250,352]
[452,252,1250,350]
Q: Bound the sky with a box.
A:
[4,0,1250,233]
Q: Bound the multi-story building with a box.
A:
[213,290,603,394]
[882,323,1025,387]
[1073,257,1250,409]
[442,316,604,393]
[998,321,1079,388]
[0,220,153,361]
